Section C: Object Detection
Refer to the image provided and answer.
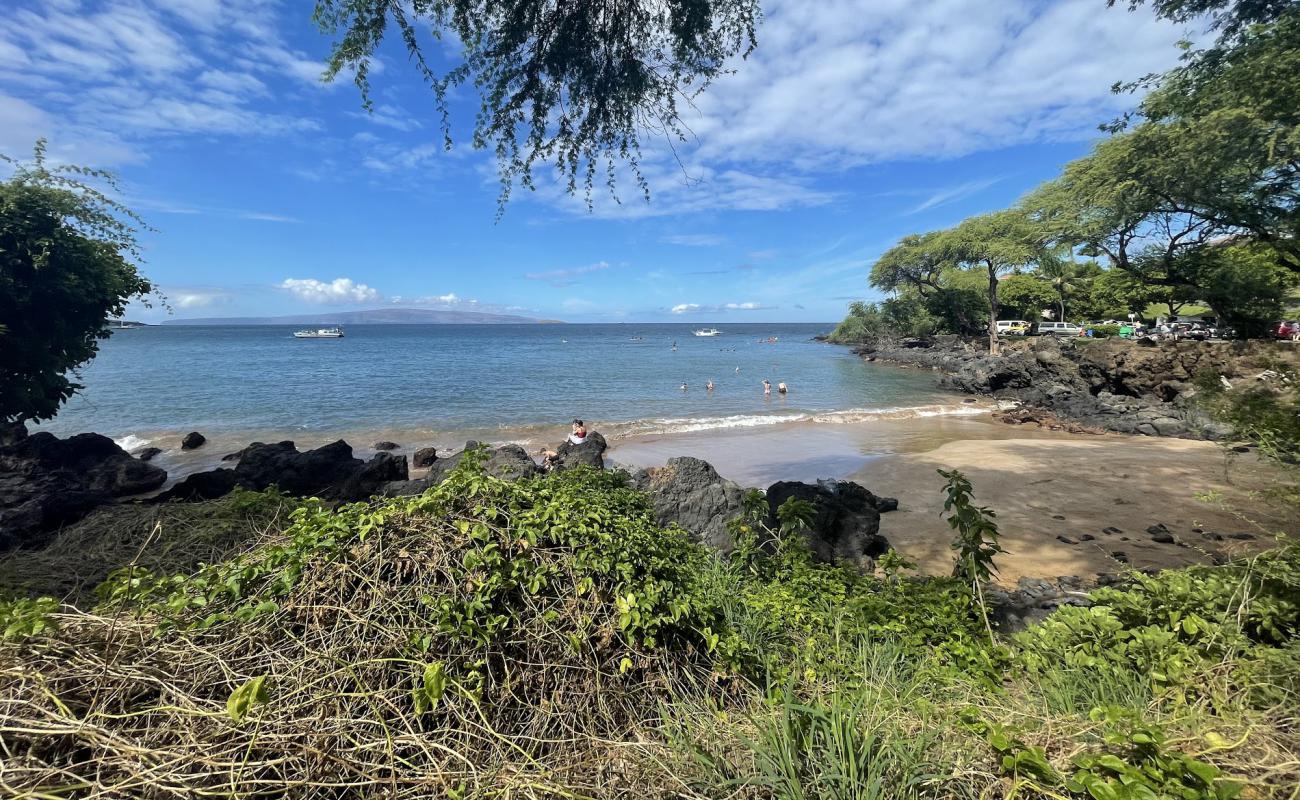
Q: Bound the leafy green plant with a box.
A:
[0,596,58,641]
[939,468,1003,637]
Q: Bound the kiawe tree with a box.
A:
[313,0,761,211]
[942,211,1045,355]
[0,141,153,424]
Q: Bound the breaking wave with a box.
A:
[113,434,152,452]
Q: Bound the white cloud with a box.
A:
[671,301,776,314]
[662,233,727,246]
[686,0,1191,169]
[525,261,611,286]
[0,0,325,163]
[279,277,380,304]
[351,103,421,132]
[509,0,1191,217]
[908,177,1004,214]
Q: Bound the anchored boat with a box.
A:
[293,326,344,338]
[692,328,721,337]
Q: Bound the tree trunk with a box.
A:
[987,264,1000,356]
[1059,298,1066,323]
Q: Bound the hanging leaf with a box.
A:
[227,675,269,723]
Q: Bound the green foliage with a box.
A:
[969,706,1242,800]
[314,0,760,212]
[998,273,1056,321]
[0,595,58,641]
[1193,366,1300,465]
[100,451,742,670]
[226,675,269,723]
[1015,545,1300,696]
[0,140,153,423]
[828,296,948,344]
[939,469,1003,586]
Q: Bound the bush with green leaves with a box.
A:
[1015,545,1300,700]
[1,141,153,423]
[3,452,746,797]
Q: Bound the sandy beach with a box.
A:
[611,415,1298,585]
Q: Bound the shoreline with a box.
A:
[612,414,1297,585]
[103,399,1002,485]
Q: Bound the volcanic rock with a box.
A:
[765,479,893,568]
[412,447,438,469]
[632,457,746,554]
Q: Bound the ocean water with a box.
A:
[35,323,967,456]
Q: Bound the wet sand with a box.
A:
[611,415,1298,585]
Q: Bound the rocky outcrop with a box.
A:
[153,468,248,502]
[552,432,608,471]
[156,441,412,504]
[630,461,898,568]
[856,337,1298,439]
[233,440,363,496]
[427,442,544,484]
[1,427,167,549]
[181,431,206,450]
[412,447,438,469]
[373,441,399,451]
[632,457,746,553]
[137,446,163,462]
[335,453,408,501]
[766,480,894,569]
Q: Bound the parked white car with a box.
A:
[1035,321,1082,336]
[996,320,1031,336]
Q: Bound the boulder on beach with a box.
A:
[153,468,250,502]
[412,447,438,469]
[1,427,167,549]
[766,479,893,569]
[552,431,608,471]
[632,457,746,554]
[234,440,363,497]
[336,453,409,501]
[425,442,545,486]
[181,432,206,450]
[137,446,163,462]
[373,441,399,451]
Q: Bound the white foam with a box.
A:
[607,402,993,438]
[113,434,151,452]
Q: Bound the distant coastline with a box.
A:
[160,307,562,325]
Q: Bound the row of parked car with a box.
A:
[996,319,1300,341]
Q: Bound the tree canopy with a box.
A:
[314,0,761,211]
[0,142,153,423]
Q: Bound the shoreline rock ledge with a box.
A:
[1,424,166,549]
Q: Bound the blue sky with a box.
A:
[0,0,1194,323]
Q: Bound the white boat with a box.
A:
[692,328,721,337]
[293,326,344,338]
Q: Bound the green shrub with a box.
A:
[1015,545,1300,696]
[1088,323,1122,338]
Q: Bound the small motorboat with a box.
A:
[293,326,344,338]
[692,328,721,337]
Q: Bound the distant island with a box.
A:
[161,308,562,325]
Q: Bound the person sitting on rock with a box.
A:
[541,419,607,471]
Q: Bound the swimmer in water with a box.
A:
[777,381,788,394]
[706,380,715,392]
[680,382,688,391]
[762,379,771,395]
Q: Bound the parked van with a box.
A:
[1035,321,1082,336]
[995,320,1031,336]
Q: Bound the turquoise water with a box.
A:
[37,323,959,450]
